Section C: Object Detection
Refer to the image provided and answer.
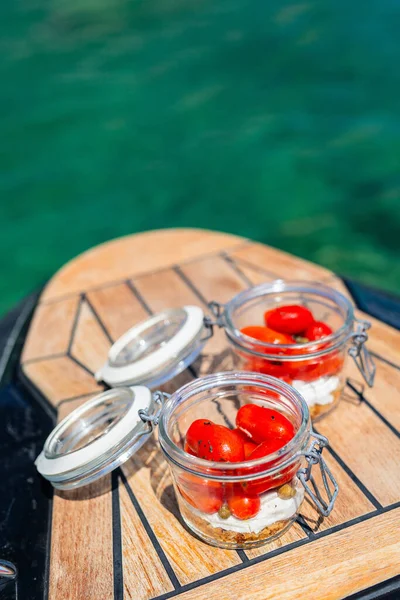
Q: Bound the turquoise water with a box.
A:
[1,0,400,315]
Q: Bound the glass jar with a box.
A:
[36,372,338,549]
[211,280,376,421]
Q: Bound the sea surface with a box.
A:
[1,0,400,315]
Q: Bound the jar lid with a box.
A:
[35,386,160,489]
[96,305,205,388]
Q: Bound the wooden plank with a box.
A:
[119,478,175,600]
[23,356,103,406]
[21,297,79,362]
[180,255,247,304]
[86,283,148,341]
[70,300,111,374]
[228,243,335,283]
[41,229,246,302]
[299,449,375,532]
[49,479,113,600]
[317,374,400,506]
[245,523,306,559]
[133,268,201,313]
[173,508,400,600]
[121,439,241,585]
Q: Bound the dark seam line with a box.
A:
[84,294,115,344]
[149,502,400,600]
[125,279,153,315]
[67,353,95,377]
[172,266,209,308]
[314,426,382,510]
[187,364,198,379]
[220,253,253,287]
[17,366,58,419]
[236,550,248,563]
[21,352,67,365]
[346,380,400,439]
[370,351,400,372]
[119,469,181,590]
[112,471,124,600]
[43,486,54,600]
[37,244,251,307]
[226,255,281,279]
[296,514,315,538]
[67,294,84,353]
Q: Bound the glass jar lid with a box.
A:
[35,386,160,489]
[96,305,206,388]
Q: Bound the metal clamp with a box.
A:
[204,301,226,333]
[138,391,170,431]
[348,319,376,387]
[297,431,339,517]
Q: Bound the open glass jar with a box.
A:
[216,281,376,421]
[36,372,338,549]
[95,280,375,421]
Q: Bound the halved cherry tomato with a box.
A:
[233,428,257,459]
[304,321,333,341]
[177,473,223,514]
[227,493,260,519]
[265,305,314,335]
[236,404,295,445]
[241,326,294,349]
[186,419,245,462]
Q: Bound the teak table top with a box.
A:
[20,229,400,600]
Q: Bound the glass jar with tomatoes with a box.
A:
[36,372,338,549]
[159,372,338,549]
[210,280,376,421]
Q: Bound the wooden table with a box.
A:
[19,229,400,600]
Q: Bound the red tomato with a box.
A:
[241,460,298,495]
[236,404,295,445]
[244,357,293,383]
[265,305,314,335]
[177,473,223,514]
[233,428,257,459]
[248,438,290,459]
[304,321,333,341]
[184,441,197,456]
[227,493,261,519]
[241,326,294,349]
[186,419,245,462]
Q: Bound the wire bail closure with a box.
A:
[348,319,376,387]
[298,431,339,517]
[204,301,226,334]
[138,391,170,431]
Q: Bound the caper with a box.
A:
[218,504,231,519]
[278,483,296,499]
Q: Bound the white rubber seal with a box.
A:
[35,386,152,478]
[96,305,204,387]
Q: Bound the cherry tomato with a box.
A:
[233,428,257,459]
[177,473,223,514]
[241,459,298,495]
[241,326,294,348]
[227,493,260,520]
[184,441,197,456]
[186,419,245,462]
[236,404,295,445]
[265,305,314,335]
[304,321,333,341]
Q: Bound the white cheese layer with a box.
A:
[292,376,340,408]
[187,482,304,534]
